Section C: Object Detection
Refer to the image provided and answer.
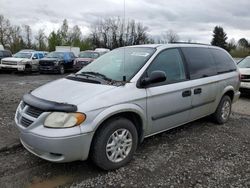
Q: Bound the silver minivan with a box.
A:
[15,44,240,170]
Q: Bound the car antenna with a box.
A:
[122,0,126,82]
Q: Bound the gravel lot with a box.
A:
[0,73,249,188]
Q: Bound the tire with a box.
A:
[212,95,232,124]
[59,64,65,74]
[91,117,138,170]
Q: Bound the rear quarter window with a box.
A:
[181,47,217,79]
[210,49,236,73]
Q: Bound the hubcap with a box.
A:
[106,128,133,163]
[221,100,230,120]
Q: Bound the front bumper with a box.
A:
[19,131,94,162]
[240,81,250,89]
[0,64,25,71]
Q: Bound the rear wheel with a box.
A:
[212,95,232,124]
[91,117,138,170]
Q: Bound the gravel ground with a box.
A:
[0,73,249,188]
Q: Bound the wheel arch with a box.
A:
[91,104,147,145]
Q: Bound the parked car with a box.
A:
[95,48,110,56]
[0,50,12,62]
[15,44,240,170]
[39,51,76,74]
[238,56,250,91]
[73,50,101,71]
[0,50,45,72]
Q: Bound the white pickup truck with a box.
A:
[0,50,46,72]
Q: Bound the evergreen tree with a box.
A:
[48,31,61,51]
[211,26,228,50]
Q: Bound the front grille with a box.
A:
[16,101,45,128]
[26,106,44,118]
[241,74,250,80]
[39,61,54,66]
[2,61,17,65]
[20,116,33,127]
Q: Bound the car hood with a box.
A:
[1,57,30,62]
[239,68,250,75]
[31,78,116,105]
[40,57,61,61]
[75,58,93,62]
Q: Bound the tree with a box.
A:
[211,26,228,50]
[90,17,150,49]
[48,31,61,51]
[227,38,237,51]
[162,30,179,43]
[0,15,12,47]
[59,19,69,45]
[23,25,32,48]
[238,38,248,49]
[35,29,47,50]
[69,25,82,47]
[9,25,26,53]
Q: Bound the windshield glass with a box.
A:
[78,47,155,81]
[238,57,250,68]
[46,52,64,58]
[14,52,32,59]
[0,51,3,57]
[79,52,99,59]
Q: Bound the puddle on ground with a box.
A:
[26,175,73,188]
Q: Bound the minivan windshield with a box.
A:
[238,57,250,68]
[14,52,32,59]
[46,52,64,59]
[77,47,155,82]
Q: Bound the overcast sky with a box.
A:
[1,0,250,43]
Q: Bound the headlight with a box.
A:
[44,112,86,128]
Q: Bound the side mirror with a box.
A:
[32,56,38,60]
[141,71,167,87]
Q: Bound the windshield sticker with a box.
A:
[131,52,150,57]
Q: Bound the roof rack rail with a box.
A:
[170,42,211,46]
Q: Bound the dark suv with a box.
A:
[39,51,76,74]
[0,50,12,61]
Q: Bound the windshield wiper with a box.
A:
[77,71,113,82]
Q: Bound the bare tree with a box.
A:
[0,15,12,46]
[161,30,179,43]
[35,29,47,50]
[23,25,32,48]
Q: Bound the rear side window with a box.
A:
[181,47,216,79]
[210,49,236,73]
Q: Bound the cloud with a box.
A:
[0,0,250,43]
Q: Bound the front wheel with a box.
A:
[91,118,138,170]
[212,95,232,124]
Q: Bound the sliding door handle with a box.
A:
[194,88,202,95]
[182,90,192,97]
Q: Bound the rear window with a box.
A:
[181,47,217,79]
[210,49,236,73]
